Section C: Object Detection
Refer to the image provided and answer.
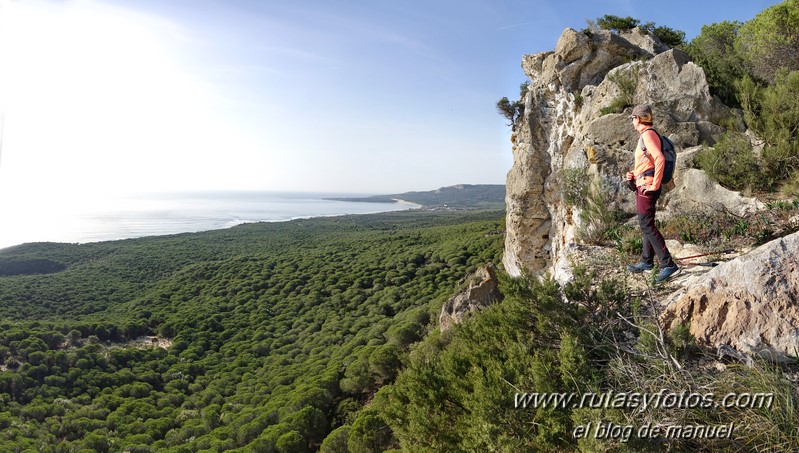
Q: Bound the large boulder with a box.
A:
[660,231,799,361]
[660,168,766,218]
[439,265,503,332]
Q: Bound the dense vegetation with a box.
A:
[0,210,504,452]
[679,0,799,194]
[366,268,799,452]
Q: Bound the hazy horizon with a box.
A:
[0,190,422,249]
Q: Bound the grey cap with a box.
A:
[631,104,653,118]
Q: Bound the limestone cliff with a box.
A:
[503,27,762,280]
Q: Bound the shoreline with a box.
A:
[0,196,423,251]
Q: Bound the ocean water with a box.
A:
[0,191,418,249]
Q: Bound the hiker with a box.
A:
[625,104,679,283]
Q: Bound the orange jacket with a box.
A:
[633,128,665,191]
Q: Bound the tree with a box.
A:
[276,430,307,453]
[736,0,799,83]
[735,70,799,186]
[645,23,686,48]
[67,329,82,347]
[686,21,744,106]
[496,97,523,125]
[287,406,328,445]
[347,410,393,453]
[368,344,402,383]
[320,425,350,453]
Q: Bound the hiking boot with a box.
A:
[656,265,680,283]
[627,262,654,273]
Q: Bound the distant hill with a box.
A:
[327,184,505,209]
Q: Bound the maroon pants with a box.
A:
[636,187,674,267]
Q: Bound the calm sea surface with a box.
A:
[0,192,418,249]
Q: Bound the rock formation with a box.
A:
[439,264,503,332]
[503,27,763,280]
[660,231,799,361]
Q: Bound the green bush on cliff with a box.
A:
[592,15,685,47]
[600,68,639,115]
[699,70,799,193]
[696,131,759,191]
[371,264,799,451]
[496,82,530,126]
[374,267,631,451]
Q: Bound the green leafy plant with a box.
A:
[647,24,687,48]
[725,71,799,191]
[600,68,639,115]
[577,176,625,245]
[561,166,589,208]
[591,15,686,47]
[696,131,759,191]
[596,15,640,32]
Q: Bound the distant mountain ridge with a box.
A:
[327,184,505,209]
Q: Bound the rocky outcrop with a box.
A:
[660,167,765,217]
[660,231,799,361]
[504,27,762,279]
[439,265,503,332]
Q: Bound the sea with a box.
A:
[0,191,419,250]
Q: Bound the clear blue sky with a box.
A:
[0,0,782,197]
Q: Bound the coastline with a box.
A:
[0,193,422,250]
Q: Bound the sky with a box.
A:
[0,0,783,200]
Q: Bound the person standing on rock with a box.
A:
[625,104,680,283]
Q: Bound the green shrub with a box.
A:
[561,167,589,207]
[496,82,530,126]
[779,172,799,198]
[696,131,758,191]
[591,15,685,47]
[319,425,350,453]
[596,15,640,32]
[733,71,799,190]
[647,24,686,48]
[496,96,524,125]
[601,68,638,115]
[577,177,624,245]
[347,410,393,453]
[605,224,643,257]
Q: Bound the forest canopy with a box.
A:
[0,210,504,452]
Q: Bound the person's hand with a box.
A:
[625,171,635,181]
